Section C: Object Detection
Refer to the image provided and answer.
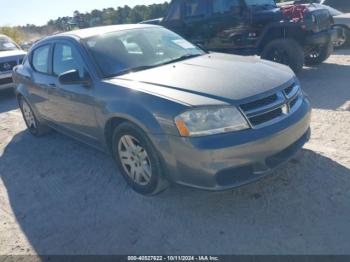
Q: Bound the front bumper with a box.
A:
[152,98,311,191]
[306,27,344,46]
[0,72,14,90]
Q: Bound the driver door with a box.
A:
[47,41,98,142]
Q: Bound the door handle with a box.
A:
[48,83,56,87]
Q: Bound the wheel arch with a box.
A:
[103,110,165,154]
[15,84,29,102]
[257,25,305,54]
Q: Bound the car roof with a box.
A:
[55,24,159,40]
[0,34,10,39]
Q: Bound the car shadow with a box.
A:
[299,60,350,111]
[0,89,18,113]
[1,130,350,255]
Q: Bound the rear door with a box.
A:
[27,44,55,117]
[205,0,248,51]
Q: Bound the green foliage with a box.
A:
[0,26,23,43]
[2,2,169,42]
[48,2,169,30]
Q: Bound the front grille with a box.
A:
[240,83,302,128]
[283,83,299,99]
[249,108,283,126]
[240,94,278,112]
[0,77,13,85]
[284,85,294,96]
[289,96,299,109]
[0,61,17,72]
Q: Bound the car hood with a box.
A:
[110,53,295,106]
[0,50,26,59]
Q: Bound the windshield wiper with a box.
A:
[114,54,203,76]
[116,65,159,76]
[160,54,203,66]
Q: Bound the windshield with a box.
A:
[0,37,19,51]
[245,0,276,6]
[84,27,205,77]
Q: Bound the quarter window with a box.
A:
[53,43,85,77]
[32,45,50,74]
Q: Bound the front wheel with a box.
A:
[112,122,169,196]
[261,39,305,74]
[304,43,333,66]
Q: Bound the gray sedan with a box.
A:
[13,25,311,195]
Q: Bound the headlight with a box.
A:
[175,106,249,137]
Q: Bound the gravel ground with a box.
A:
[0,50,349,255]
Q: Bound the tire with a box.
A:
[112,122,169,196]
[343,28,350,48]
[304,42,333,66]
[18,96,51,137]
[333,26,350,49]
[261,39,304,74]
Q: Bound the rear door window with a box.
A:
[32,45,50,74]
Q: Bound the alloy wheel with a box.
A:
[22,100,37,129]
[118,135,152,186]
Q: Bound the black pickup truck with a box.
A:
[141,0,342,73]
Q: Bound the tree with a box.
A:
[1,1,170,42]
[0,27,23,43]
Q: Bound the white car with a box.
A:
[322,5,350,48]
[280,1,350,48]
[0,34,26,91]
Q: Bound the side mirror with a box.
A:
[58,69,91,87]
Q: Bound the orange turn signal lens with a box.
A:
[175,119,190,137]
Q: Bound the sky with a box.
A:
[1,0,167,26]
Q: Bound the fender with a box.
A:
[103,100,165,135]
[256,21,305,52]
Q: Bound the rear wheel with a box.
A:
[112,122,169,196]
[333,26,350,49]
[18,96,51,137]
[304,42,333,66]
[261,39,304,74]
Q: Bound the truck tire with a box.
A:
[261,39,304,74]
[305,42,333,66]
